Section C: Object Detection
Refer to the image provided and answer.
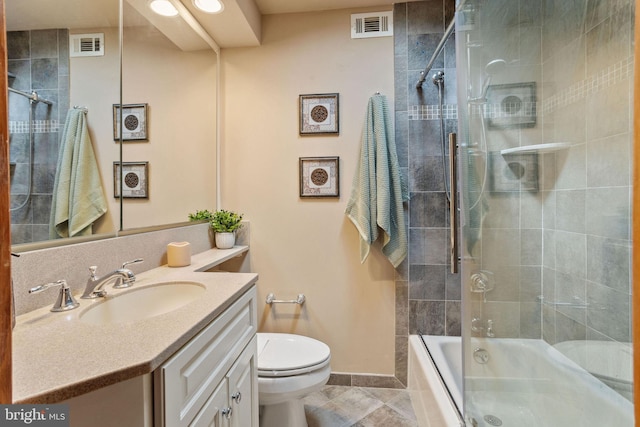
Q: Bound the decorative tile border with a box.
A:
[409,56,633,121]
[9,120,60,134]
[408,104,458,120]
[543,56,633,114]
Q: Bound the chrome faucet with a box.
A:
[81,258,143,299]
[29,279,80,312]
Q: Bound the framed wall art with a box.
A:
[299,93,339,135]
[486,82,537,129]
[299,156,339,198]
[113,161,149,198]
[113,103,148,141]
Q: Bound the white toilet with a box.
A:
[257,333,331,427]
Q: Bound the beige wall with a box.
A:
[71,26,218,233]
[221,8,396,375]
[70,27,120,234]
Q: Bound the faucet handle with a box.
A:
[89,266,98,279]
[29,279,79,312]
[122,258,144,269]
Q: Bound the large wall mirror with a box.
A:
[7,0,218,248]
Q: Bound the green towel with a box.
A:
[345,95,409,268]
[50,109,107,238]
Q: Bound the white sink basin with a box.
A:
[79,281,206,325]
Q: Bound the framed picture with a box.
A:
[486,82,536,129]
[113,161,149,198]
[113,103,148,141]
[299,156,339,198]
[299,93,339,135]
[488,152,538,192]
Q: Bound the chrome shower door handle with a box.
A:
[449,133,459,274]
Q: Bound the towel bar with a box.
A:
[265,293,305,305]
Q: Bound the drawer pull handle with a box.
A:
[232,392,242,403]
[222,407,233,419]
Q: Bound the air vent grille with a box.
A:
[70,33,105,57]
[351,12,393,39]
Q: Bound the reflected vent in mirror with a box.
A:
[70,33,105,57]
[351,12,393,39]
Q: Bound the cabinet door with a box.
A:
[190,380,230,427]
[227,336,258,427]
[157,288,257,426]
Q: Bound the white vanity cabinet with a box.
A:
[154,286,258,427]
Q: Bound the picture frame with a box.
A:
[488,152,538,192]
[486,82,537,129]
[113,161,149,198]
[113,103,148,141]
[299,156,339,198]
[299,93,339,135]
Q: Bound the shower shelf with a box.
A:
[500,142,570,155]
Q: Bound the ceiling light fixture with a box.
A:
[149,0,179,17]
[193,0,224,14]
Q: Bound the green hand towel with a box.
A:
[345,95,409,268]
[50,109,108,238]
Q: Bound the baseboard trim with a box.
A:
[327,373,405,389]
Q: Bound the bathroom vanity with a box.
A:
[12,247,258,427]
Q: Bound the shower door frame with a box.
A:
[632,0,640,421]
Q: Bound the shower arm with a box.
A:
[8,87,53,105]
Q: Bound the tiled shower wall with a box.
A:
[8,29,70,244]
[393,0,460,384]
[539,0,634,345]
[460,0,633,344]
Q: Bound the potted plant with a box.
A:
[210,209,244,249]
[188,209,214,222]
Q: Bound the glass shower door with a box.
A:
[456,0,634,425]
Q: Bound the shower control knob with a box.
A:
[473,348,490,364]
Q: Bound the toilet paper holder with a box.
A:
[266,293,306,305]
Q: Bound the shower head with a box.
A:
[484,59,507,75]
[469,59,507,103]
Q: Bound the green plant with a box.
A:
[188,209,214,222]
[210,209,244,233]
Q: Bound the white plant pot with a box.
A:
[215,232,235,249]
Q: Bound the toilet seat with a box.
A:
[257,333,331,377]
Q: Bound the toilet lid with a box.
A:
[257,333,331,376]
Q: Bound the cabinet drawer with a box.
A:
[157,287,257,426]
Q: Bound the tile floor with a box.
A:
[303,385,418,427]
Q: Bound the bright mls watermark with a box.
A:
[0,405,69,426]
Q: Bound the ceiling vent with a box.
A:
[70,33,105,57]
[351,12,393,39]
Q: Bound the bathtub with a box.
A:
[408,335,634,427]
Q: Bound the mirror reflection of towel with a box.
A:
[49,109,107,238]
[345,94,409,268]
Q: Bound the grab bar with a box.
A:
[449,133,459,274]
[265,293,306,305]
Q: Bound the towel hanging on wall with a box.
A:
[345,94,409,268]
[50,108,108,238]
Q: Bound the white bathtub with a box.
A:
[408,335,634,427]
[408,335,463,427]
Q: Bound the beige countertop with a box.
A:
[12,247,258,404]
